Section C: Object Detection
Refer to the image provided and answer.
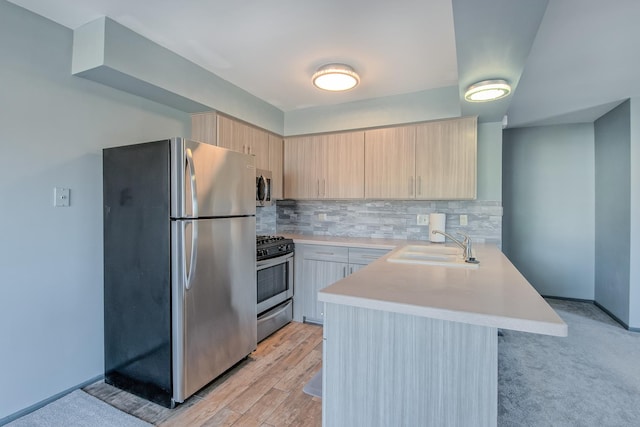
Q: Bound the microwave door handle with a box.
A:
[257,175,263,204]
[185,148,198,218]
[257,175,266,205]
[266,177,271,201]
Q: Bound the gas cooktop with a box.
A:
[256,235,294,261]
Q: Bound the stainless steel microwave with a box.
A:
[256,169,272,207]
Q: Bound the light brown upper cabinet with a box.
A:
[217,115,269,170]
[191,113,217,145]
[268,133,284,200]
[284,131,365,199]
[364,117,477,200]
[364,126,416,199]
[191,112,285,199]
[414,116,477,200]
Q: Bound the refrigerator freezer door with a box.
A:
[171,138,256,218]
[172,215,257,403]
[103,140,173,406]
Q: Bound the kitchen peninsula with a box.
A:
[318,242,567,427]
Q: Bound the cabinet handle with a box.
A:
[323,179,326,197]
[317,179,320,197]
[418,176,422,196]
[343,266,347,277]
[316,251,335,255]
[350,266,354,274]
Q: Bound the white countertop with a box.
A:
[308,239,567,337]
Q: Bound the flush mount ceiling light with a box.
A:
[312,63,360,91]
[464,79,511,102]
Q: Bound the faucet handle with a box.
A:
[456,231,471,243]
[455,231,476,262]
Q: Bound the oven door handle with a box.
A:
[259,301,292,322]
[257,252,294,270]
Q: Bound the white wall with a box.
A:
[477,122,502,201]
[502,124,595,299]
[594,101,631,324]
[283,86,461,136]
[0,1,190,420]
[593,99,640,330]
[630,99,640,328]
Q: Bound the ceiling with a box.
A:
[8,0,640,128]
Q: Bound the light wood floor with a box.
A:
[84,321,323,427]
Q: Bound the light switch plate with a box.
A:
[459,214,468,226]
[54,187,70,207]
[417,214,429,225]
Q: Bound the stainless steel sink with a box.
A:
[387,245,479,269]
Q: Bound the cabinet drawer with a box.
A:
[302,245,349,262]
[348,247,391,265]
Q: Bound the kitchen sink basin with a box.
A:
[387,245,479,269]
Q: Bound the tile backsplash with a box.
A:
[258,200,502,245]
[256,204,277,235]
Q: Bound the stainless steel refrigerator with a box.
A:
[103,138,256,407]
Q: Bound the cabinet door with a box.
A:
[365,127,416,199]
[324,131,365,199]
[347,247,390,275]
[216,115,245,153]
[191,112,217,145]
[217,115,270,170]
[348,263,367,275]
[268,133,284,200]
[415,117,477,200]
[284,135,323,199]
[247,126,269,170]
[302,259,348,323]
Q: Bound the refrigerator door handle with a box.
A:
[184,220,198,290]
[185,148,199,218]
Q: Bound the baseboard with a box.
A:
[542,296,640,333]
[593,301,640,332]
[541,295,594,303]
[0,375,104,426]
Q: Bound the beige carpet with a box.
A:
[6,390,152,427]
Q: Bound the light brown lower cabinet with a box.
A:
[294,244,390,324]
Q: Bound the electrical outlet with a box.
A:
[460,214,468,226]
[417,214,429,225]
[319,213,327,221]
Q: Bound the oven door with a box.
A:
[257,252,293,314]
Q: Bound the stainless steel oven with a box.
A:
[256,235,294,342]
[257,252,294,313]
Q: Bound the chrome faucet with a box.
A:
[431,230,479,264]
